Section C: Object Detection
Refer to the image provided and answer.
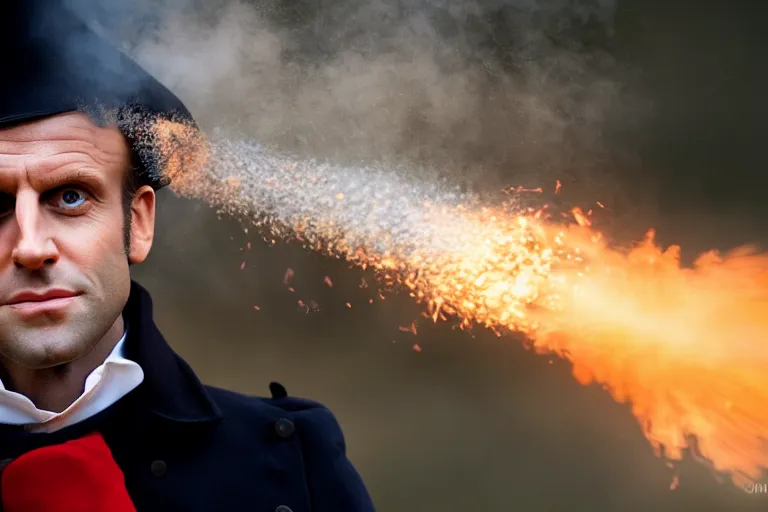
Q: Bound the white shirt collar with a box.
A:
[0,328,144,433]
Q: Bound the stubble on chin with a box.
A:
[0,300,104,370]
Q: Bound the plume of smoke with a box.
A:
[67,0,639,198]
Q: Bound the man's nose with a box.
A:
[11,191,59,270]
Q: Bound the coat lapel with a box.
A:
[121,280,222,426]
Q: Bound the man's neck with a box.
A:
[0,316,126,413]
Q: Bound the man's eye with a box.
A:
[54,188,88,209]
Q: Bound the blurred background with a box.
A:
[72,0,767,509]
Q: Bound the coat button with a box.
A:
[274,418,295,439]
[269,381,288,399]
[275,506,293,512]
[151,460,167,477]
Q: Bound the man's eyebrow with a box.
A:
[31,167,106,189]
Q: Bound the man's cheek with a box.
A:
[72,208,124,242]
[0,222,20,263]
[59,221,124,265]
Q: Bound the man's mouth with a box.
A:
[8,289,80,304]
[5,289,82,316]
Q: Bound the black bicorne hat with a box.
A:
[0,0,197,190]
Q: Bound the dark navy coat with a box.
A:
[0,281,375,511]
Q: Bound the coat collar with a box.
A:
[123,280,222,425]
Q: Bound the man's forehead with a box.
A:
[0,112,129,179]
[0,112,120,143]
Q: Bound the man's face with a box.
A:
[0,112,156,370]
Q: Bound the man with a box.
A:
[0,2,375,511]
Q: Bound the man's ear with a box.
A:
[127,185,156,265]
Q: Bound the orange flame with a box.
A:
[533,227,768,486]
[327,204,768,486]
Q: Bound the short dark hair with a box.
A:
[98,105,196,260]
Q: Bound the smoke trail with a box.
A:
[193,139,563,333]
[203,139,481,252]
[159,125,572,331]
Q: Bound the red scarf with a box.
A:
[1,432,136,512]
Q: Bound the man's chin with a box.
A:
[0,323,91,371]
[2,341,84,370]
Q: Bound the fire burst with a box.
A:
[155,121,768,487]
